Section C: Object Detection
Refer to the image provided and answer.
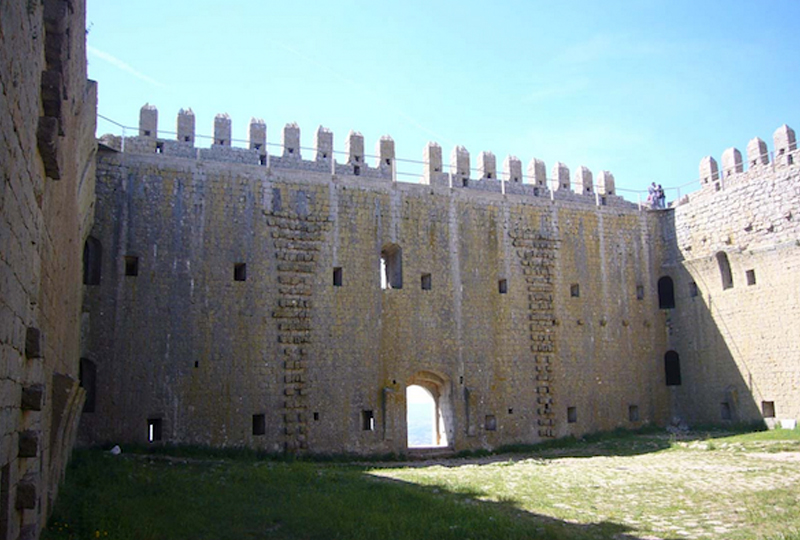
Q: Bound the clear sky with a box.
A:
[87,0,800,199]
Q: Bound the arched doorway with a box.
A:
[406,371,452,448]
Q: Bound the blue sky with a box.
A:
[87,0,800,199]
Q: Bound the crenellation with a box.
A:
[422,141,445,186]
[747,137,769,168]
[176,108,195,145]
[376,135,395,174]
[249,118,266,153]
[721,148,743,177]
[139,103,157,138]
[699,156,719,189]
[477,151,497,180]
[574,166,593,195]
[314,126,333,162]
[773,124,796,166]
[450,145,470,185]
[552,162,570,191]
[214,113,231,146]
[504,155,522,183]
[345,130,364,166]
[597,171,615,195]
[527,158,547,188]
[283,122,301,158]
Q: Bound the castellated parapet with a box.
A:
[283,123,301,158]
[747,137,769,168]
[249,118,266,153]
[552,162,570,191]
[422,141,444,186]
[528,158,547,188]
[574,166,593,195]
[597,171,615,195]
[139,103,157,137]
[177,108,195,144]
[504,155,522,183]
[477,151,497,180]
[314,126,333,162]
[773,124,796,166]
[214,113,232,146]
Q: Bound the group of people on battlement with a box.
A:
[647,182,666,209]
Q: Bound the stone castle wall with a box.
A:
[79,124,668,454]
[0,1,96,539]
[661,127,800,426]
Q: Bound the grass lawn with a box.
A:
[44,428,800,540]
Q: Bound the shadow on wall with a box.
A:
[658,211,762,426]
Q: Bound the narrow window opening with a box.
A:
[385,158,391,166]
[234,263,247,282]
[259,155,267,166]
[720,402,732,420]
[421,273,432,290]
[716,251,734,290]
[628,405,640,422]
[380,244,403,289]
[155,142,164,154]
[361,410,375,431]
[762,401,775,418]
[184,136,191,142]
[354,156,361,163]
[124,256,139,277]
[79,358,96,413]
[459,376,463,384]
[570,283,580,298]
[665,350,682,386]
[485,415,497,431]
[333,267,343,287]
[194,361,199,368]
[218,139,226,146]
[746,269,756,286]
[313,412,319,421]
[507,408,513,415]
[689,281,699,297]
[487,173,493,179]
[533,187,540,197]
[254,143,262,151]
[147,418,163,443]
[354,165,361,176]
[788,155,794,165]
[83,236,102,285]
[252,414,266,436]
[143,130,151,137]
[498,279,508,294]
[657,276,675,309]
[567,406,577,423]
[322,152,327,159]
[288,148,294,154]
[636,285,644,300]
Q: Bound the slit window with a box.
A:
[628,405,639,422]
[570,284,580,298]
[259,155,267,166]
[83,236,102,285]
[746,269,756,286]
[498,279,508,294]
[762,401,775,418]
[79,358,97,413]
[234,263,247,282]
[361,410,374,431]
[421,273,432,290]
[380,244,403,289]
[567,406,577,424]
[354,165,361,176]
[333,267,343,287]
[664,351,681,386]
[485,415,497,431]
[125,256,139,277]
[147,418,163,442]
[716,251,734,290]
[657,276,675,309]
[636,284,644,300]
[252,414,266,436]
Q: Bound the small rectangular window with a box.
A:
[259,155,267,166]
[689,281,699,297]
[567,406,577,424]
[333,267,343,287]
[125,256,139,277]
[628,405,639,422]
[720,402,732,420]
[354,165,361,176]
[498,279,508,294]
[746,269,756,286]
[147,418,162,443]
[234,263,247,282]
[570,284,580,297]
[636,285,644,300]
[361,410,374,431]
[252,414,266,436]
[421,273,432,290]
[313,412,319,421]
[485,415,497,431]
[155,142,164,154]
[762,401,775,418]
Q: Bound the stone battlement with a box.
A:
[99,104,627,209]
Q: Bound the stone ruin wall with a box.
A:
[661,125,800,427]
[79,109,669,455]
[0,1,96,539]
